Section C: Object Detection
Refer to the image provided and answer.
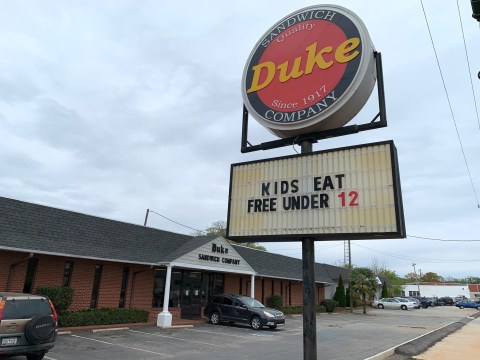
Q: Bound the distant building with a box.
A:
[402,283,470,299]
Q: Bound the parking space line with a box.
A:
[184,328,248,338]
[44,356,58,360]
[129,329,226,348]
[70,334,173,358]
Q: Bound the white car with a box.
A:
[372,297,415,310]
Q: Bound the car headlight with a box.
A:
[263,310,275,318]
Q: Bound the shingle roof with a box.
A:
[0,196,193,265]
[0,196,341,284]
[322,263,352,282]
[233,245,332,283]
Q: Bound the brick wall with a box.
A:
[0,250,30,292]
[0,249,329,324]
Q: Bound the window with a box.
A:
[62,261,74,287]
[222,297,233,306]
[90,264,103,308]
[23,257,38,293]
[409,291,420,297]
[152,269,166,308]
[119,267,129,308]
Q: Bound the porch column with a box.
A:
[250,274,255,299]
[157,265,173,328]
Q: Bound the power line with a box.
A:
[420,0,480,208]
[144,209,205,233]
[408,234,480,242]
[353,242,480,264]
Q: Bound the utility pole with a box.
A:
[412,262,421,297]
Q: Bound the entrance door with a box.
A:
[181,271,202,319]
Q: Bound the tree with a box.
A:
[421,272,443,283]
[381,281,389,299]
[333,274,346,308]
[370,257,388,275]
[345,286,351,307]
[350,267,378,314]
[404,272,419,283]
[376,269,404,297]
[196,220,266,251]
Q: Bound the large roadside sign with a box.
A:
[227,141,405,242]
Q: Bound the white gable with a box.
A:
[172,237,255,274]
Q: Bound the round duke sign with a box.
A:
[242,5,376,138]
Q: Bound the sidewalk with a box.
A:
[413,316,480,360]
[386,312,480,360]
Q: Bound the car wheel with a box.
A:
[210,312,220,325]
[476,306,480,310]
[268,324,277,329]
[25,315,56,345]
[26,353,45,360]
[250,316,263,330]
[378,304,384,309]
[401,305,407,310]
[459,306,464,309]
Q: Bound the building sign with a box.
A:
[242,5,376,138]
[227,141,405,242]
[198,243,241,265]
[172,238,255,274]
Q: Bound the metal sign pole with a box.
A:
[301,140,317,360]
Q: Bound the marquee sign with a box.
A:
[242,5,376,138]
[226,141,405,242]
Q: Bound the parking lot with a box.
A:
[9,306,478,360]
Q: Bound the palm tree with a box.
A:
[350,267,377,314]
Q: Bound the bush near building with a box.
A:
[59,308,149,327]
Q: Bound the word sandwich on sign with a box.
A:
[227,141,406,242]
[198,243,241,265]
[242,5,376,138]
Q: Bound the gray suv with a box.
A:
[204,294,285,330]
[0,292,58,360]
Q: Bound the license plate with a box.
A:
[2,337,17,346]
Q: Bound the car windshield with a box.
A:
[239,296,265,308]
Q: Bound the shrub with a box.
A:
[321,299,336,313]
[36,286,74,313]
[277,305,326,314]
[59,308,149,327]
[266,295,283,309]
[333,275,347,308]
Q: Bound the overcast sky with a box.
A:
[1,1,479,280]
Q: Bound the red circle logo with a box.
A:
[242,6,376,138]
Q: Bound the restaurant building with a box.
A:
[0,196,336,327]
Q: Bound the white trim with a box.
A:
[169,261,256,275]
[0,246,160,267]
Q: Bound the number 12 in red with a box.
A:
[338,191,359,207]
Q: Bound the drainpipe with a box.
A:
[6,253,33,291]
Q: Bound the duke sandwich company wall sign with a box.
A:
[242,5,376,138]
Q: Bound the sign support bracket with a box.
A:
[241,51,386,153]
